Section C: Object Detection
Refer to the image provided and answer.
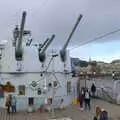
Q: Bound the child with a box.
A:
[93,106,101,120]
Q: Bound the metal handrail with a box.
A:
[95,87,117,104]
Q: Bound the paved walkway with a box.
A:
[0,99,120,120]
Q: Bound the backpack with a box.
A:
[85,92,90,99]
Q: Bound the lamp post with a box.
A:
[93,72,96,81]
[84,72,87,89]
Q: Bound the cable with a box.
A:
[31,0,51,17]
[45,56,54,72]
[70,28,120,51]
[8,0,51,29]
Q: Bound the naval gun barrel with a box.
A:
[38,34,55,62]
[62,14,82,50]
[41,34,55,53]
[39,38,50,50]
[15,11,26,61]
[60,14,83,62]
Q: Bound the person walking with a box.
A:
[79,88,84,110]
[84,89,91,110]
[11,96,17,113]
[91,83,96,98]
[5,94,12,114]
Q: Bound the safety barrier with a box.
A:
[95,87,117,104]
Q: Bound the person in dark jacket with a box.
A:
[99,109,108,120]
[79,88,84,110]
[91,83,96,98]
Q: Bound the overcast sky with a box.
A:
[0,0,120,62]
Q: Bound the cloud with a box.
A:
[70,40,120,62]
[91,52,120,63]
[0,0,120,49]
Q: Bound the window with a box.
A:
[18,85,25,95]
[67,81,71,95]
[37,88,41,95]
[28,97,34,105]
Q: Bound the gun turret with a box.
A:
[15,11,26,61]
[60,14,83,62]
[38,34,55,62]
[13,27,31,47]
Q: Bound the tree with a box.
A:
[79,60,88,67]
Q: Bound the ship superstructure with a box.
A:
[0,11,82,110]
